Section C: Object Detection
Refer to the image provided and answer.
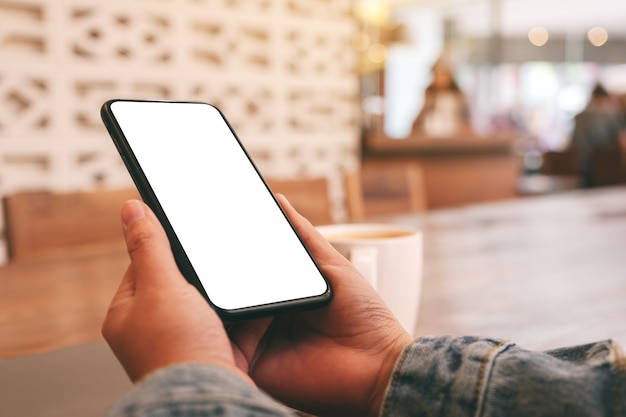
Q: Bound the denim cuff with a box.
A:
[380,335,513,417]
[106,363,294,417]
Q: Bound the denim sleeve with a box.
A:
[380,335,626,417]
[106,364,297,417]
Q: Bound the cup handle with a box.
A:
[349,247,378,289]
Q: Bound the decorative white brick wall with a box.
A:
[0,0,360,263]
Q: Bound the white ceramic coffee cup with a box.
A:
[316,223,422,335]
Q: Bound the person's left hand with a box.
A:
[228,194,411,417]
[101,199,251,384]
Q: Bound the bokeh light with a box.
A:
[528,26,549,46]
[367,43,387,63]
[588,27,609,46]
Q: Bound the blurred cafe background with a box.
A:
[357,0,626,207]
[1,0,626,263]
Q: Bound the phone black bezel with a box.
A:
[100,99,332,320]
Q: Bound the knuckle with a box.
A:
[101,318,113,340]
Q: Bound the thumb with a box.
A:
[120,199,183,290]
[275,193,351,267]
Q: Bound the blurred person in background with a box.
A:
[411,58,474,139]
[570,83,623,188]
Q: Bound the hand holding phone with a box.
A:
[101,100,332,319]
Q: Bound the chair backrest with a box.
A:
[592,145,624,186]
[3,188,139,262]
[345,160,427,222]
[541,149,578,176]
[264,177,334,226]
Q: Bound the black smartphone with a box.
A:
[101,99,332,319]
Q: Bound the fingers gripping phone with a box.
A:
[101,99,332,319]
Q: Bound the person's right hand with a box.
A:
[229,194,413,417]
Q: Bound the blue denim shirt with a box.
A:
[106,335,626,417]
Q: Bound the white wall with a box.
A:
[384,7,444,138]
[0,0,360,262]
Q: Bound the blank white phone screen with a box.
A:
[110,101,328,311]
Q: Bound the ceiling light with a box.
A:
[588,27,608,47]
[528,26,549,47]
[354,0,389,26]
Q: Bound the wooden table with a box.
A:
[0,249,128,359]
[385,185,626,350]
[1,186,626,360]
[0,248,131,417]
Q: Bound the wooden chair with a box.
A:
[591,145,624,187]
[345,160,427,222]
[3,188,140,262]
[541,149,579,177]
[264,177,334,226]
